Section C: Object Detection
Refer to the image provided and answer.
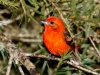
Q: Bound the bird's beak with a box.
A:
[41,21,49,25]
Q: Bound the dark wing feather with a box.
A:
[63,28,75,50]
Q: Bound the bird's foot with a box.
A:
[46,54,52,60]
[46,54,56,61]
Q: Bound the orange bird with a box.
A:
[41,16,74,56]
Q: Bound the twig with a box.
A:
[89,37,100,57]
[4,33,42,43]
[17,64,25,75]
[79,26,100,58]
[19,38,42,43]
[0,9,10,14]
[20,0,26,14]
[23,53,99,75]
[6,56,13,75]
[64,61,98,75]
[0,14,23,26]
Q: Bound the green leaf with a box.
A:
[84,64,94,70]
[83,58,95,64]
[84,23,91,38]
[81,44,89,56]
[41,60,47,75]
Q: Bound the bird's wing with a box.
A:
[63,28,75,50]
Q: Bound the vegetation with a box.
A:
[0,0,100,75]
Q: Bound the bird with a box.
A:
[41,16,75,56]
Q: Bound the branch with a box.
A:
[23,53,99,75]
[0,32,40,75]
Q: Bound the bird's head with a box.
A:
[41,16,65,31]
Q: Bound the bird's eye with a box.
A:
[50,21,54,24]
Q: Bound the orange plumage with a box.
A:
[42,16,71,56]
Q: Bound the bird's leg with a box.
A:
[46,54,52,60]
[46,54,58,60]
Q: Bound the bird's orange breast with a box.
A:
[43,30,71,56]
